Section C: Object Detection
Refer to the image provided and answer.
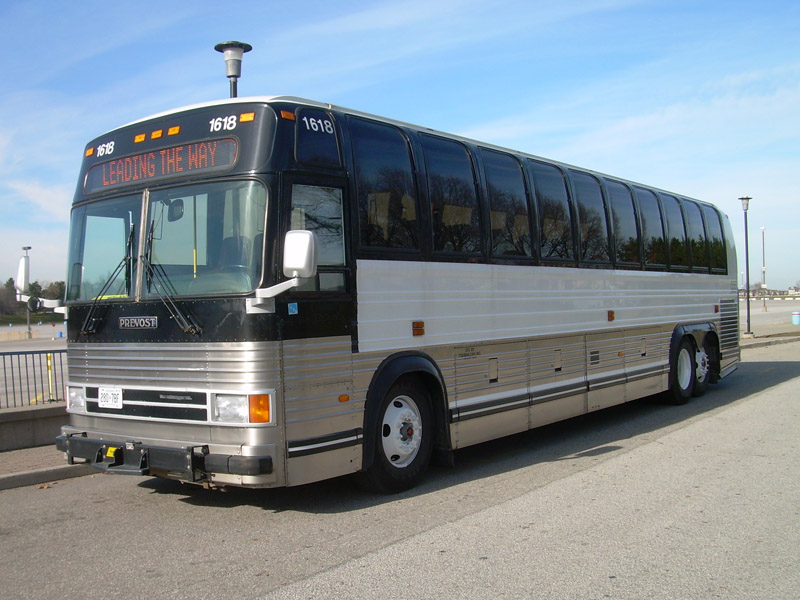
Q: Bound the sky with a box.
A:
[1,0,798,289]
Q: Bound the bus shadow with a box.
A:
[139,357,799,513]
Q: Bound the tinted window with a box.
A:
[291,185,346,292]
[634,188,666,268]
[682,200,707,271]
[605,180,640,265]
[660,194,688,268]
[702,204,727,272]
[296,108,340,166]
[571,171,610,262]
[349,118,419,250]
[482,149,531,257]
[422,135,481,254]
[529,161,574,260]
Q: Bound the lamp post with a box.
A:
[739,197,752,336]
[761,226,767,312]
[21,246,32,339]
[214,41,252,98]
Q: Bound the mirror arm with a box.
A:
[245,277,304,314]
[254,277,302,300]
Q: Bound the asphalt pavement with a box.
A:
[1,300,798,491]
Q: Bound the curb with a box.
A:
[0,463,94,491]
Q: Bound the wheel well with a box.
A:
[670,324,721,384]
[362,353,451,471]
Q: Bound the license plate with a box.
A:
[98,387,123,409]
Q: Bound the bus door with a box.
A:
[279,176,360,486]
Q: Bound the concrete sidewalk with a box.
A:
[1,329,798,492]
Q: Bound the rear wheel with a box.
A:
[692,337,712,397]
[668,337,695,405]
[358,378,433,494]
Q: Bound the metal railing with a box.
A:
[1,350,67,409]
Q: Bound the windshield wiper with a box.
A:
[80,225,136,335]
[141,220,201,336]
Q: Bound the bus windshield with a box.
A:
[67,180,266,301]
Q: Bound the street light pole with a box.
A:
[739,197,752,336]
[22,246,32,339]
[214,41,252,98]
[761,226,767,312]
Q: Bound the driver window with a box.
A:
[290,184,346,291]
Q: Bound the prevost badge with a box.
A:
[119,316,158,329]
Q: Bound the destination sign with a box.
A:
[85,138,238,193]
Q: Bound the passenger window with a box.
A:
[605,180,640,265]
[634,188,666,268]
[682,200,708,271]
[482,149,531,257]
[660,194,688,269]
[296,108,341,167]
[349,118,420,250]
[702,204,727,272]
[570,171,610,263]
[421,135,481,254]
[290,184,345,292]
[529,161,574,261]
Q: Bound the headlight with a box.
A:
[67,386,86,413]
[212,393,273,424]
[213,394,249,423]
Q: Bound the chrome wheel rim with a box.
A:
[695,347,710,382]
[381,395,422,468]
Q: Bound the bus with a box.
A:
[56,96,739,493]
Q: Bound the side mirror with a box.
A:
[16,256,30,294]
[283,230,318,279]
[249,230,319,312]
[167,198,184,222]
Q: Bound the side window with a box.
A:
[421,135,481,254]
[481,149,531,257]
[296,108,341,167]
[605,180,640,266]
[529,161,574,261]
[682,199,708,272]
[290,184,345,292]
[634,188,666,268]
[349,118,419,250]
[702,204,727,273]
[660,194,688,269]
[570,171,610,263]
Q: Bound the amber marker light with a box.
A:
[338,394,350,403]
[85,148,95,157]
[134,133,146,143]
[168,126,181,136]
[240,112,255,122]
[280,110,296,121]
[412,321,425,336]
[151,129,163,139]
[248,394,271,423]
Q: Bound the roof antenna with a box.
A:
[214,41,252,98]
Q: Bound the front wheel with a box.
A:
[668,337,695,405]
[358,378,433,494]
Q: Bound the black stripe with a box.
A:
[287,428,363,458]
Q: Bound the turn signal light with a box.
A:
[249,394,271,423]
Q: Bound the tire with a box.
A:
[692,337,712,397]
[668,336,695,405]
[358,378,433,494]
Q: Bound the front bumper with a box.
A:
[56,432,273,482]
